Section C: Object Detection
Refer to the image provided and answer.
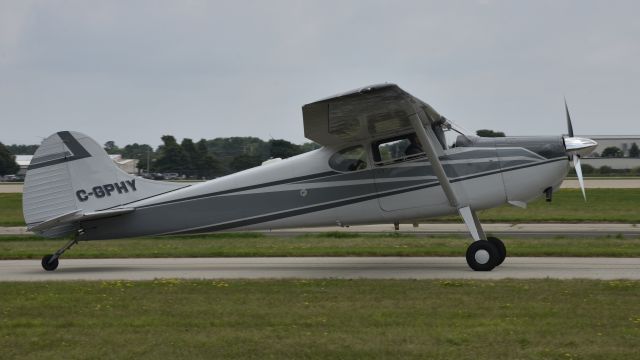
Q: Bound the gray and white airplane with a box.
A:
[23,84,597,272]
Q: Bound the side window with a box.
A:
[329,145,368,172]
[372,133,426,165]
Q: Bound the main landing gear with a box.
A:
[465,237,506,271]
[41,234,79,271]
[458,206,507,271]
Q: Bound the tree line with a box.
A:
[114,136,320,178]
[2,136,319,179]
[0,142,19,176]
[3,131,640,178]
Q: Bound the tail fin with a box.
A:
[23,131,185,237]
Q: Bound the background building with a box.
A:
[580,135,640,170]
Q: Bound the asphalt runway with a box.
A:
[0,184,23,193]
[2,257,640,281]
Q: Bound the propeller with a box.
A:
[562,99,597,201]
[565,99,574,137]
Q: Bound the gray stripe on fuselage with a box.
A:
[134,154,532,209]
[83,156,567,239]
[442,148,542,161]
[133,171,339,210]
[164,156,567,235]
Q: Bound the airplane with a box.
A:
[23,84,597,272]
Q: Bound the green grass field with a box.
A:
[1,279,639,359]
[0,193,23,226]
[2,232,640,259]
[432,188,640,223]
[2,189,639,227]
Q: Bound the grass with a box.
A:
[1,279,639,359]
[0,193,23,226]
[2,189,640,227]
[2,232,640,259]
[433,188,640,223]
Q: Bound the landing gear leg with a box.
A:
[41,234,79,272]
[458,206,505,271]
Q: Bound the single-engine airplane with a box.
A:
[23,84,597,272]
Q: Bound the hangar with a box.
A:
[581,135,640,170]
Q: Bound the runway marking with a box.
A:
[1,257,640,281]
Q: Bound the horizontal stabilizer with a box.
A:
[28,208,134,233]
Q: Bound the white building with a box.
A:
[581,135,640,157]
[15,155,33,176]
[109,155,140,174]
[580,135,640,170]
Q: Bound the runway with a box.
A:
[2,257,640,281]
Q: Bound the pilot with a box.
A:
[404,134,423,156]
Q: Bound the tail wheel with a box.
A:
[466,240,499,271]
[487,237,507,266]
[41,255,59,271]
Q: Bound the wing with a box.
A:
[302,84,444,146]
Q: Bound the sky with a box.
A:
[1,0,639,148]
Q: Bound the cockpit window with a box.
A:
[329,145,368,172]
[372,133,426,165]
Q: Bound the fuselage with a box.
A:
[79,135,570,240]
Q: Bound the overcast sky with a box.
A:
[1,0,638,148]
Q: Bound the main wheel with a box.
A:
[466,240,499,271]
[487,237,507,266]
[41,254,59,271]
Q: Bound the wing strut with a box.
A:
[408,112,486,241]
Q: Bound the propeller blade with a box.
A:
[573,155,586,201]
[564,98,574,137]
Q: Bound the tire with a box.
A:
[465,240,499,271]
[487,237,507,266]
[41,254,59,271]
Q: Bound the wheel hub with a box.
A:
[474,249,490,264]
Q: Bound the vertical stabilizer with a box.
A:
[23,131,186,237]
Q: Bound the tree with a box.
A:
[269,139,302,159]
[570,163,595,176]
[206,137,269,160]
[601,146,624,158]
[103,141,121,154]
[154,135,189,173]
[0,142,19,176]
[300,142,321,152]
[476,129,506,137]
[629,143,639,158]
[581,164,595,174]
[121,143,154,173]
[229,154,262,172]
[194,139,222,179]
[598,165,613,174]
[6,144,38,155]
[180,138,198,176]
